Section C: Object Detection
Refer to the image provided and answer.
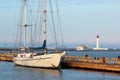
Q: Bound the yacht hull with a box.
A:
[13,52,65,68]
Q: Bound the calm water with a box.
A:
[0,51,120,80]
[67,50,120,58]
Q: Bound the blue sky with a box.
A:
[0,0,120,48]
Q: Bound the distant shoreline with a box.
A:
[0,48,120,52]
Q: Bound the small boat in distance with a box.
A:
[13,0,66,69]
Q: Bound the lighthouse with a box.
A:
[96,35,99,48]
[93,35,108,50]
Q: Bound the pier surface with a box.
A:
[61,56,120,72]
[0,53,13,62]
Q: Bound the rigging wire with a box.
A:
[27,0,44,47]
[32,0,37,46]
[27,0,39,47]
[15,0,19,48]
[49,0,58,49]
[37,0,44,46]
[35,0,42,46]
[15,0,24,48]
[27,0,34,47]
[56,0,66,49]
[15,0,65,49]
[47,14,55,47]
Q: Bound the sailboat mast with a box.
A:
[24,0,27,48]
[43,0,47,54]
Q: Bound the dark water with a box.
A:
[0,51,120,80]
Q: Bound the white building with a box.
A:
[76,45,88,50]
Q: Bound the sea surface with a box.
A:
[0,50,120,80]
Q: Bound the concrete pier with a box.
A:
[0,53,13,62]
[61,56,120,72]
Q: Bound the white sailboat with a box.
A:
[13,0,66,68]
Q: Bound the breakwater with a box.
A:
[61,56,120,72]
[0,53,13,62]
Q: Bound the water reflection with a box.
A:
[65,68,120,80]
[13,66,62,80]
[72,68,120,75]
